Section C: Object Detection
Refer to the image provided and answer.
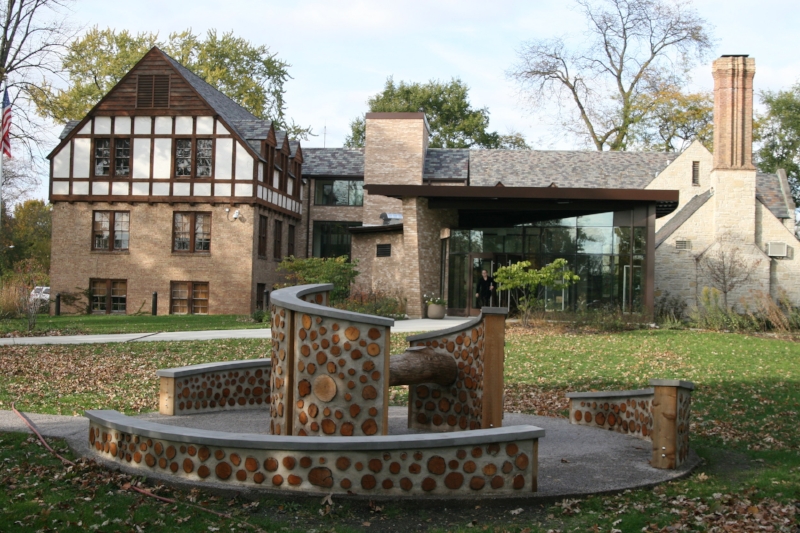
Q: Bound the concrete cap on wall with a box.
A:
[270,284,394,327]
[85,410,545,450]
[156,359,271,378]
[406,308,508,343]
[649,379,695,390]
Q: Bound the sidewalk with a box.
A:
[0,317,471,346]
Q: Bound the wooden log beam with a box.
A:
[389,346,458,387]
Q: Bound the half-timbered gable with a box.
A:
[48,47,302,219]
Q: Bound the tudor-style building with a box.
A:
[49,48,305,315]
[48,51,799,318]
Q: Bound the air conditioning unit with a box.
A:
[767,242,787,257]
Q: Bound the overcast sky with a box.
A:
[26,0,800,199]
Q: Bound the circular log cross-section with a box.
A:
[389,346,458,387]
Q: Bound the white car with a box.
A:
[30,286,50,307]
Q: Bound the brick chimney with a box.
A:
[712,55,756,170]
[710,55,757,242]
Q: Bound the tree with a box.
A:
[31,27,312,139]
[696,240,761,311]
[508,0,713,151]
[0,0,76,222]
[343,77,529,149]
[277,256,359,304]
[628,87,713,152]
[493,258,580,326]
[755,83,800,204]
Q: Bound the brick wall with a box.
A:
[50,201,297,315]
[351,230,405,297]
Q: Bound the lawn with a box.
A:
[0,313,268,337]
[0,328,798,532]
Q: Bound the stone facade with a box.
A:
[351,230,406,297]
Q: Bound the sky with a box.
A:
[25,0,800,199]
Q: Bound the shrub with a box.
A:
[251,309,267,323]
[335,287,406,319]
[277,256,359,304]
[654,290,687,322]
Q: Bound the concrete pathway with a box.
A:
[0,317,471,346]
[0,406,699,499]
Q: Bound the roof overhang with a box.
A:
[349,223,403,234]
[364,185,679,218]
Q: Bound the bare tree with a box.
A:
[0,0,75,220]
[508,0,713,151]
[696,241,761,310]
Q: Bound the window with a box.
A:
[288,224,296,256]
[175,139,214,178]
[170,281,209,314]
[273,220,283,259]
[692,161,700,186]
[173,212,211,252]
[258,215,268,257]
[94,138,131,177]
[312,221,361,259]
[273,169,281,189]
[92,211,129,251]
[91,279,127,314]
[137,74,170,108]
[256,283,266,310]
[287,175,295,196]
[314,179,364,206]
[377,243,391,257]
[94,139,110,176]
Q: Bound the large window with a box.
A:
[170,281,209,315]
[314,179,363,206]
[94,138,130,177]
[312,221,361,259]
[258,215,268,257]
[273,220,283,259]
[173,213,211,253]
[92,211,129,251]
[175,139,213,178]
[447,210,647,313]
[91,279,127,314]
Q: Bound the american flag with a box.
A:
[2,88,11,158]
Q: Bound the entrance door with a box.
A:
[469,254,495,316]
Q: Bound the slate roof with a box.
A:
[756,172,795,219]
[424,149,469,180]
[655,189,714,248]
[302,148,365,176]
[59,120,80,139]
[469,150,677,188]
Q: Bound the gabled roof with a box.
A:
[469,150,677,188]
[757,172,795,219]
[654,189,714,248]
[54,47,297,162]
[302,148,365,177]
[424,149,469,181]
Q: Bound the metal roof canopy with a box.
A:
[364,185,679,227]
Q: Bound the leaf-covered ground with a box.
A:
[1,328,799,531]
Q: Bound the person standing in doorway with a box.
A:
[475,269,495,308]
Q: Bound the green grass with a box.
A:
[0,313,268,336]
[1,328,798,531]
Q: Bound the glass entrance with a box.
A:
[469,254,495,315]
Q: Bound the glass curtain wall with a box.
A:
[446,210,647,313]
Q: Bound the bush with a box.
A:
[277,256,359,304]
[689,287,762,332]
[655,290,687,322]
[334,287,406,319]
[251,309,267,323]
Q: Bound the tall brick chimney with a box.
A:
[710,55,757,242]
[712,55,756,170]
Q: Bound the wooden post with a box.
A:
[650,379,694,469]
[531,439,539,492]
[159,376,175,415]
[482,311,506,429]
[382,326,391,436]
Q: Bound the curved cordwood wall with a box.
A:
[86,410,543,496]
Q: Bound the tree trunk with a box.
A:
[389,346,458,387]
